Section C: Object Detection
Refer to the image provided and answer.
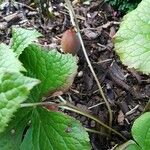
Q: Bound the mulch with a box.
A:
[0,0,149,149]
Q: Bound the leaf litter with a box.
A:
[0,0,149,149]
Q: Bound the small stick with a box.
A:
[125,105,139,116]
[88,102,105,110]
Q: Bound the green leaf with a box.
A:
[0,72,39,133]
[0,43,24,72]
[0,108,32,150]
[116,140,141,150]
[20,127,33,150]
[30,108,91,150]
[132,112,150,150]
[20,44,77,101]
[114,0,150,74]
[11,27,42,57]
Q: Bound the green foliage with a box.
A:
[114,0,150,74]
[21,108,90,150]
[116,112,150,150]
[0,43,39,133]
[0,72,39,133]
[0,27,91,150]
[105,0,141,13]
[132,112,150,149]
[0,44,24,72]
[0,109,32,150]
[20,44,77,101]
[12,27,42,57]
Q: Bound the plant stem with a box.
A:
[59,103,126,140]
[20,101,56,108]
[64,0,112,128]
[85,128,109,137]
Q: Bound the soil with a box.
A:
[0,0,149,149]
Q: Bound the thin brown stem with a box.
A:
[59,103,126,140]
[64,0,112,128]
[85,128,109,137]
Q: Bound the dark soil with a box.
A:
[0,0,149,149]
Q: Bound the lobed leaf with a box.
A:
[114,0,150,74]
[20,44,78,101]
[20,108,91,150]
[0,72,39,133]
[0,108,32,150]
[0,43,24,72]
[11,27,42,57]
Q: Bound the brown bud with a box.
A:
[61,28,80,55]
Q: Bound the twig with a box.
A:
[125,105,139,116]
[12,1,36,11]
[58,95,67,103]
[85,128,108,137]
[93,58,113,64]
[88,102,105,109]
[110,144,118,150]
[64,0,112,128]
